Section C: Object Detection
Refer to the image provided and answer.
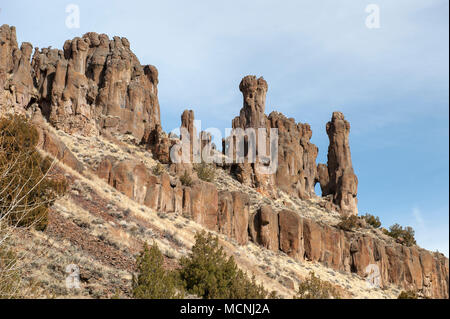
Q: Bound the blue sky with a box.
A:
[1,0,448,255]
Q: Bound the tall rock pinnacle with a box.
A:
[318,111,358,215]
[232,75,268,129]
[0,25,35,111]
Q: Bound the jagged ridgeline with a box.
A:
[0,24,448,298]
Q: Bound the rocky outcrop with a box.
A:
[278,209,304,260]
[317,112,358,215]
[3,27,447,299]
[232,76,268,130]
[249,207,448,298]
[268,112,318,199]
[37,126,84,173]
[188,181,219,229]
[180,109,197,162]
[0,24,162,146]
[249,205,279,251]
[0,25,35,112]
[95,157,250,244]
[31,33,161,142]
[227,75,318,200]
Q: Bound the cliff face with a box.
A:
[1,25,448,298]
[250,207,448,298]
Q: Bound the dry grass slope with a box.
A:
[5,122,403,299]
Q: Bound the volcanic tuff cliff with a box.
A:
[1,25,448,298]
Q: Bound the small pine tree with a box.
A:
[132,242,182,299]
[362,213,381,228]
[387,224,416,247]
[178,231,273,299]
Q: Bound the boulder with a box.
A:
[37,126,84,173]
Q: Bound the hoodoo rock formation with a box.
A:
[228,75,319,200]
[317,112,358,215]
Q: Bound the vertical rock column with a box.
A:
[318,111,358,215]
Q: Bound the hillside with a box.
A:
[0,24,448,299]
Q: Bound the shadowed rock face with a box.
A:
[249,205,279,251]
[318,112,358,215]
[0,24,161,144]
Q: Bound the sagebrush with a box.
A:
[294,271,340,299]
[337,214,358,231]
[194,162,215,182]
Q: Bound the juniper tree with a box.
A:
[132,242,181,299]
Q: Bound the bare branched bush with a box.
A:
[194,161,215,182]
[179,170,193,186]
[337,214,358,231]
[0,115,67,298]
[152,163,164,176]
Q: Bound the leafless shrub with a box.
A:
[0,115,66,298]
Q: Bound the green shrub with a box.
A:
[194,161,215,182]
[387,224,416,247]
[152,163,164,176]
[294,271,340,299]
[337,215,358,231]
[132,242,182,299]
[398,290,418,299]
[178,231,273,299]
[0,115,67,230]
[180,170,193,187]
[362,214,381,228]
